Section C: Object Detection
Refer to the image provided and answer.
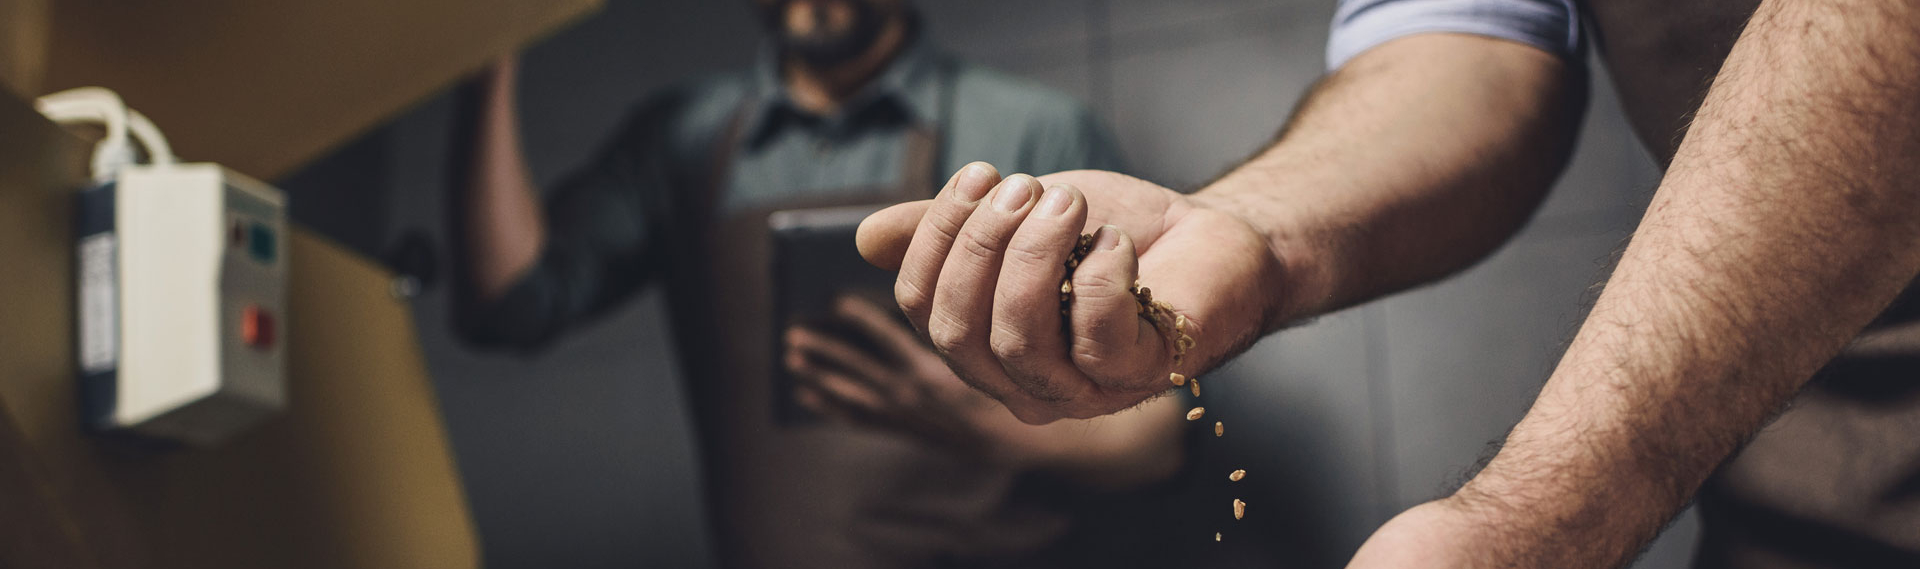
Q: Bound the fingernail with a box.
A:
[954,163,994,202]
[1038,185,1073,216]
[1092,225,1122,251]
[992,175,1035,212]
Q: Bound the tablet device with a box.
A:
[768,204,904,426]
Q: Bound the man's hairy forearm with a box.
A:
[1192,34,1584,327]
[1459,1,1920,565]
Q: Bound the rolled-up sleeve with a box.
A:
[1326,0,1583,70]
[460,95,683,351]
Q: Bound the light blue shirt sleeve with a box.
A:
[1326,0,1583,70]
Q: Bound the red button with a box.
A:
[241,305,275,350]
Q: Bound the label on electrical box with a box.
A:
[78,233,118,374]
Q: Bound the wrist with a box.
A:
[1187,173,1335,328]
[1444,433,1684,568]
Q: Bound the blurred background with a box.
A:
[273,0,1684,567]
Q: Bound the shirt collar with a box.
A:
[740,32,943,148]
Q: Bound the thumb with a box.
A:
[856,199,932,271]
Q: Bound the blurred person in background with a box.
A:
[453,0,1186,567]
[857,0,1920,567]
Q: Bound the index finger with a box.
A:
[892,162,999,333]
[857,201,931,272]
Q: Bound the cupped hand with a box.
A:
[856,163,1281,424]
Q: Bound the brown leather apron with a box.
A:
[661,72,1069,569]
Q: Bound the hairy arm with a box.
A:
[1349,1,1920,566]
[853,34,1585,422]
[1194,33,1586,325]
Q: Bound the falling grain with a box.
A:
[1186,407,1205,421]
[1233,499,1246,520]
[1229,469,1245,482]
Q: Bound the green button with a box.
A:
[248,222,276,263]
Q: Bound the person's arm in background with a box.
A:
[467,56,548,302]
[854,32,1585,422]
[456,55,673,349]
[1347,2,1920,567]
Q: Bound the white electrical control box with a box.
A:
[76,163,289,446]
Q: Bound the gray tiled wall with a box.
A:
[308,0,1697,567]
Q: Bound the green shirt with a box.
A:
[467,39,1125,348]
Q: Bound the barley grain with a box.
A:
[1229,469,1245,482]
[1186,407,1205,421]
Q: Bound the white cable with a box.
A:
[36,87,181,178]
[35,87,132,182]
[126,110,176,166]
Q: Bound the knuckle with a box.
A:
[895,278,932,315]
[1000,240,1058,273]
[926,312,973,354]
[1071,271,1129,301]
[955,234,1004,267]
[927,203,972,237]
[988,326,1038,362]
